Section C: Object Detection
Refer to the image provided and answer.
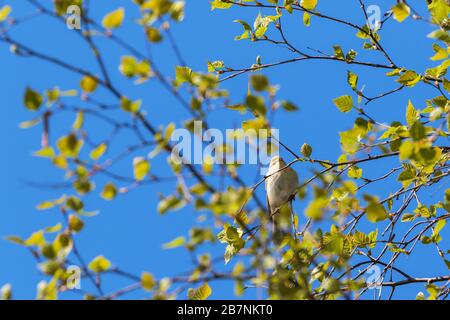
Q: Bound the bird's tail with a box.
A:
[271,202,296,242]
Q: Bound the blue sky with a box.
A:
[0,0,448,299]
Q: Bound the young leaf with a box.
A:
[141,272,156,291]
[102,8,125,29]
[188,283,212,300]
[101,183,117,201]
[88,255,111,273]
[133,157,150,181]
[24,87,43,111]
[333,95,354,113]
[0,5,12,22]
[392,3,410,22]
[80,76,98,93]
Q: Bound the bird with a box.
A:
[265,156,299,232]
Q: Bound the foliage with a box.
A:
[0,0,450,300]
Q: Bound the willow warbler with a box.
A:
[265,156,299,227]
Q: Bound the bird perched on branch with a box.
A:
[265,156,299,231]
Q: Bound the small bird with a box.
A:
[265,156,299,230]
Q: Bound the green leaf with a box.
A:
[366,201,388,223]
[74,180,93,196]
[158,195,185,214]
[101,182,117,200]
[421,235,432,244]
[33,147,55,158]
[36,200,55,210]
[305,197,328,220]
[428,0,450,24]
[386,68,403,77]
[44,223,62,233]
[121,97,142,113]
[163,236,186,249]
[175,66,194,85]
[68,214,84,233]
[406,100,419,125]
[339,128,361,154]
[0,284,12,300]
[430,43,448,61]
[226,104,246,114]
[401,213,415,222]
[146,27,162,42]
[80,76,98,93]
[253,13,280,38]
[233,262,245,277]
[242,117,267,131]
[88,255,111,273]
[133,157,150,181]
[217,225,241,244]
[245,95,266,116]
[250,74,269,92]
[301,143,313,157]
[5,236,24,246]
[0,5,12,22]
[211,0,233,10]
[427,29,450,44]
[397,70,420,87]
[409,121,426,141]
[57,134,83,158]
[24,87,43,111]
[356,25,372,39]
[398,168,416,187]
[392,3,410,22]
[333,95,353,113]
[217,224,245,263]
[333,46,345,60]
[102,7,124,29]
[432,219,446,242]
[141,272,156,291]
[75,178,94,196]
[66,196,84,212]
[24,230,45,247]
[284,0,294,14]
[188,283,212,300]
[416,292,426,300]
[447,114,450,133]
[73,112,84,130]
[207,60,225,73]
[348,165,362,179]
[347,71,358,90]
[415,205,431,219]
[119,56,137,78]
[388,243,409,254]
[346,49,357,62]
[301,0,318,10]
[368,229,378,249]
[190,183,208,196]
[54,0,82,16]
[281,100,299,112]
[90,143,107,160]
[19,118,41,129]
[303,12,311,26]
[234,20,252,40]
[323,231,344,255]
[399,140,415,160]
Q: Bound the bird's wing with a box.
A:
[289,168,300,199]
[266,193,272,216]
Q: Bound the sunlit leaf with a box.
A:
[88,255,111,273]
[102,8,125,29]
